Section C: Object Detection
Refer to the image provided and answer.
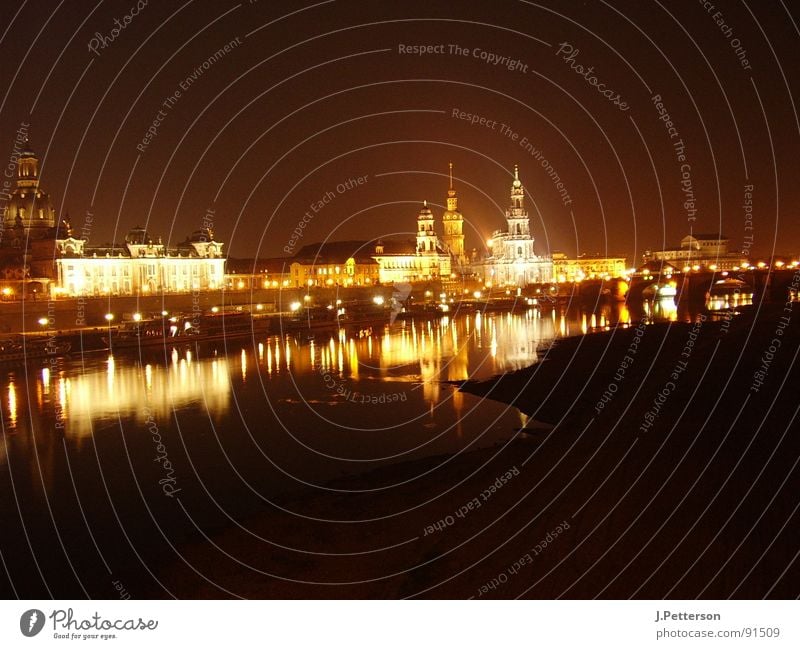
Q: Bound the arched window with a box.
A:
[517,246,523,257]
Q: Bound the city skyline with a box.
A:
[2,138,794,265]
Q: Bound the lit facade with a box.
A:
[225,258,292,290]
[645,234,745,269]
[372,201,452,284]
[480,166,552,286]
[55,227,225,296]
[289,241,379,287]
[552,253,627,282]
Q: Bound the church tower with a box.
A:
[5,137,56,239]
[506,164,531,238]
[441,162,465,266]
[416,200,437,255]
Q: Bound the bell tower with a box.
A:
[416,200,437,255]
[441,162,465,266]
[506,165,530,238]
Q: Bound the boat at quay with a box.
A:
[103,310,271,350]
[0,336,72,363]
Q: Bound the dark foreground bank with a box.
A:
[158,303,800,598]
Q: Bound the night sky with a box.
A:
[1,0,798,261]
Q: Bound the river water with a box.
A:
[0,297,742,597]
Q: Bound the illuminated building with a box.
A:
[2,138,56,239]
[552,252,627,282]
[289,241,380,287]
[645,234,746,270]
[225,258,292,290]
[479,166,552,286]
[0,138,63,295]
[440,163,466,268]
[54,227,225,296]
[371,201,452,284]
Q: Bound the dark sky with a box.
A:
[1,0,798,262]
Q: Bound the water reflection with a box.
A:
[707,291,754,312]
[0,306,652,446]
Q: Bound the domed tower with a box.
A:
[4,138,56,239]
[441,162,465,266]
[416,200,437,255]
[506,165,531,238]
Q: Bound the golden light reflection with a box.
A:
[48,353,233,437]
[8,381,17,429]
[349,339,359,381]
[5,309,650,446]
[106,355,115,390]
[653,297,678,321]
[58,378,68,417]
[707,292,753,311]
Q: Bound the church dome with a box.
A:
[2,137,57,237]
[4,187,56,236]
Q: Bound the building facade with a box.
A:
[552,253,627,282]
[289,241,380,287]
[480,166,552,287]
[644,234,745,270]
[371,201,452,284]
[55,227,225,296]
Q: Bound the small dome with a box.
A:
[188,228,214,242]
[418,200,433,219]
[125,227,151,245]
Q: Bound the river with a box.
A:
[0,296,745,597]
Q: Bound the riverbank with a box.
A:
[156,303,800,598]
